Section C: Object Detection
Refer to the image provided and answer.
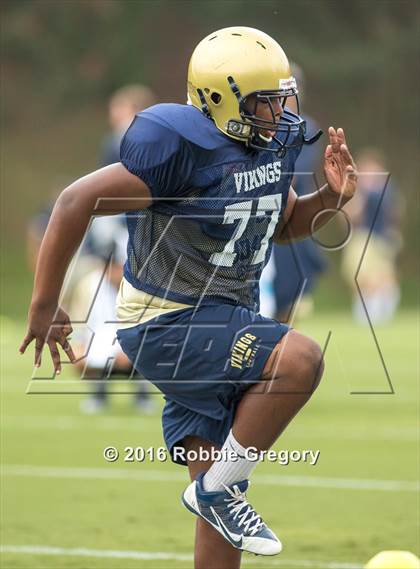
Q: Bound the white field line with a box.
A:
[2,415,419,441]
[0,544,363,568]
[2,464,419,492]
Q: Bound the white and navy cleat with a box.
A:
[182,472,282,556]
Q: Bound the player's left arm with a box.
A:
[274,127,357,243]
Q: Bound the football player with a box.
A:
[20,27,357,568]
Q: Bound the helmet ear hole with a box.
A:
[210,92,222,105]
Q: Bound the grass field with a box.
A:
[1,311,419,569]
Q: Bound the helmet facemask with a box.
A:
[226,76,308,157]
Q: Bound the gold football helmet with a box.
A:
[187,26,320,154]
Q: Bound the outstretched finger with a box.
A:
[19,331,34,354]
[328,126,339,152]
[337,128,347,147]
[324,144,333,159]
[35,338,45,368]
[340,144,356,168]
[48,340,62,375]
[58,336,76,363]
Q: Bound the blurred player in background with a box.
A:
[259,63,327,321]
[27,191,56,274]
[27,85,157,414]
[69,217,157,414]
[342,148,402,324]
[77,84,157,413]
[100,84,156,166]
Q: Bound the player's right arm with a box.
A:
[19,163,152,373]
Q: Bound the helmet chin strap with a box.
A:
[303,129,323,145]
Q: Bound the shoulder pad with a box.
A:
[140,103,227,150]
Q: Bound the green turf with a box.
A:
[1,311,419,569]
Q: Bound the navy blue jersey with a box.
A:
[120,103,302,311]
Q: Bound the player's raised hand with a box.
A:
[19,305,76,375]
[324,127,357,198]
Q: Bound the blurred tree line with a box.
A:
[1,0,419,313]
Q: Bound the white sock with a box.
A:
[202,430,261,492]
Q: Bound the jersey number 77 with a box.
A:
[209,194,282,268]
